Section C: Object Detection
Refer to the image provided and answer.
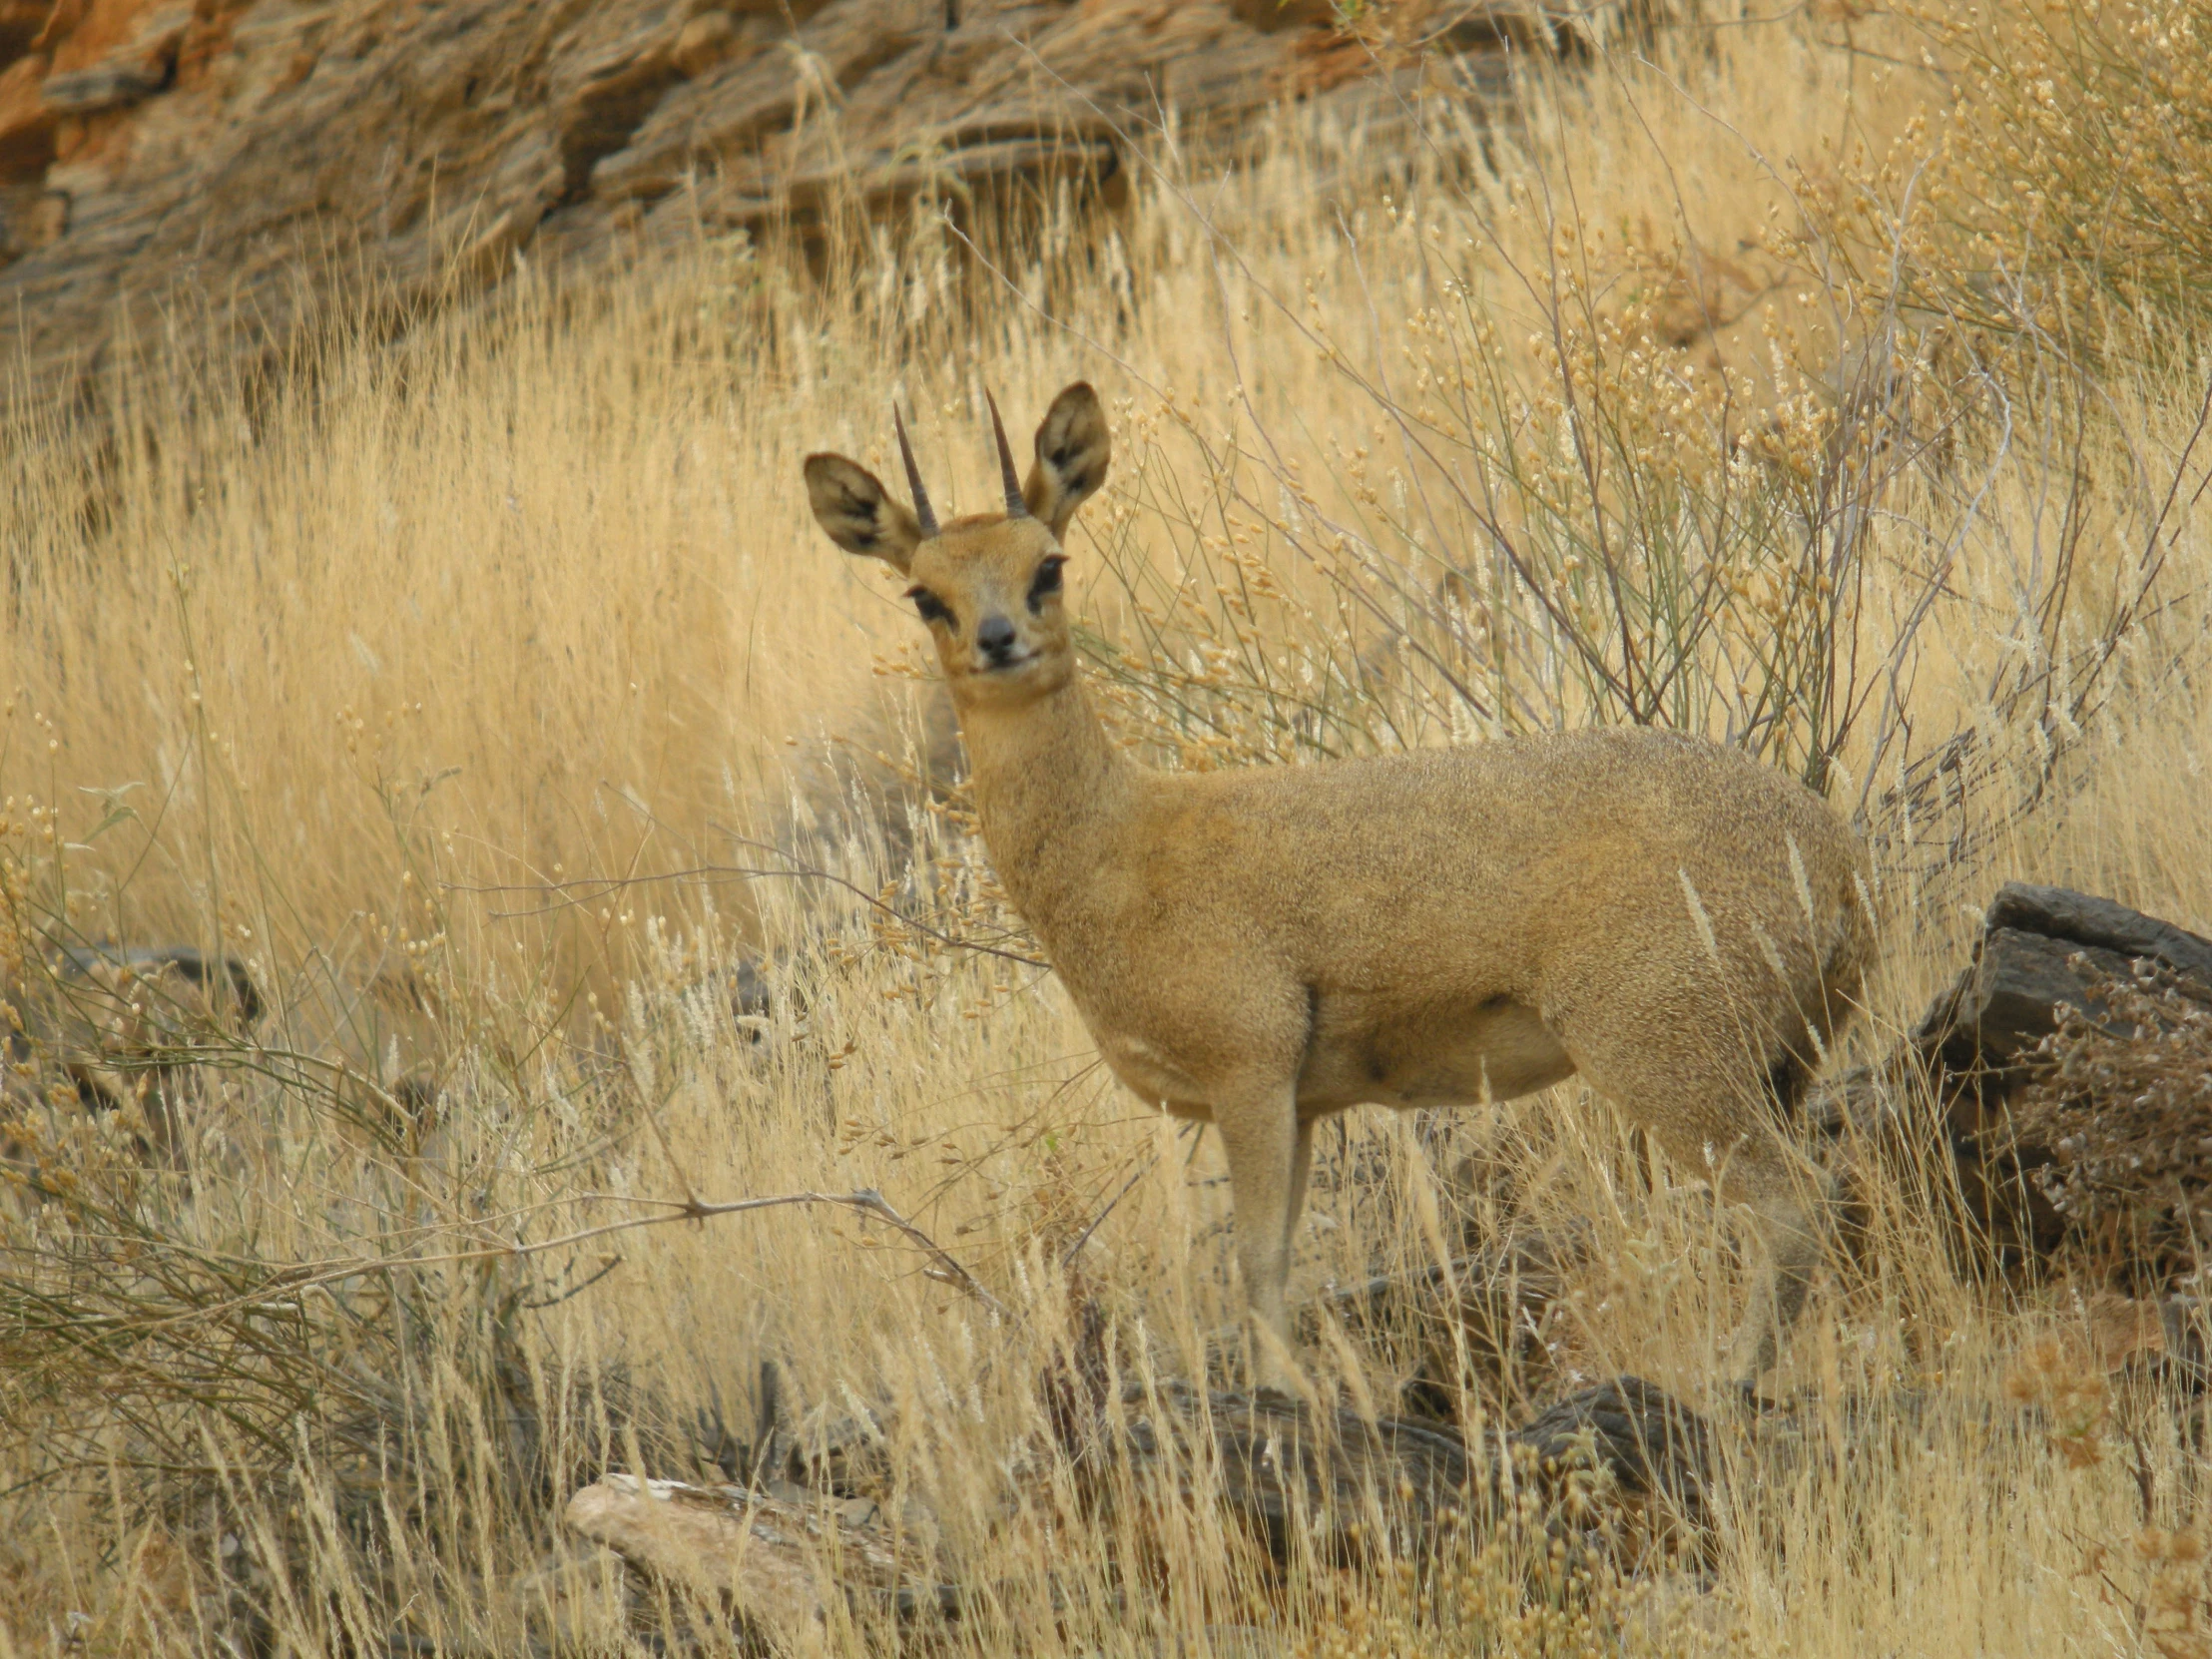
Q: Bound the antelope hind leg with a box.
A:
[1725,1142,1835,1392]
[1542,1002,1835,1394]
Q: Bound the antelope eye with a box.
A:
[1026,555,1065,612]
[906,587,953,626]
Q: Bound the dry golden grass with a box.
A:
[4,5,2212,1655]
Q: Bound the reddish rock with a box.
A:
[0,51,54,177]
[0,0,1510,404]
[41,0,187,110]
[0,0,52,59]
[670,11,735,79]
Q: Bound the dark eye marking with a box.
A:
[1026,555,1065,614]
[905,586,953,626]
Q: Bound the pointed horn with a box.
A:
[894,404,938,538]
[985,390,1028,517]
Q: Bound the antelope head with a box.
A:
[805,382,1111,708]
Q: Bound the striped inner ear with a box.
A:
[1028,382,1111,535]
[803,453,920,571]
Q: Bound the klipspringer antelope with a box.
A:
[805,382,1875,1391]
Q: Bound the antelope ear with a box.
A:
[805,453,923,573]
[1023,382,1111,540]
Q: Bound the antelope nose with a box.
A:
[976,613,1018,663]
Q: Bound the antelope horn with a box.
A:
[985,390,1028,517]
[894,404,938,538]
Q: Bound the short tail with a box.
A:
[1771,850,1877,1115]
[1824,859,1879,1009]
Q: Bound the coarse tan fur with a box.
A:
[805,382,1877,1391]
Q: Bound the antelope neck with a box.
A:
[958,673,1136,913]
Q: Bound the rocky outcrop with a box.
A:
[2,941,262,1164]
[567,1375,1714,1649]
[1808,882,2212,1276]
[0,0,1515,407]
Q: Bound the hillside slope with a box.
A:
[0,0,1508,404]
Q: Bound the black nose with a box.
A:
[976,614,1017,663]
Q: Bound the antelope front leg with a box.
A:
[1211,1080,1305,1392]
[1285,1115,1316,1265]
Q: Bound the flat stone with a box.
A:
[1985,880,2212,983]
